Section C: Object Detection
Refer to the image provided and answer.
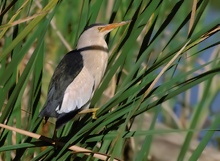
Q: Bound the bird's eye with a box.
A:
[98,27,103,32]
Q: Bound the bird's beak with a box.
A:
[99,20,131,32]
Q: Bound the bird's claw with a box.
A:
[79,108,99,119]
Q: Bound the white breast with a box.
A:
[56,67,94,114]
[81,50,108,89]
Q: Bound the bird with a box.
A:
[39,21,130,131]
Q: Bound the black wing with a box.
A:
[39,50,83,118]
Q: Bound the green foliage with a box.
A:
[0,0,220,160]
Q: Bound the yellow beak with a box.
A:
[99,20,131,32]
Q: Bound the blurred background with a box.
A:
[0,0,220,160]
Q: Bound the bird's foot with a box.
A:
[78,108,99,119]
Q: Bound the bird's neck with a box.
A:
[76,34,108,51]
[76,34,109,89]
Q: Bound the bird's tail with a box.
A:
[38,101,58,119]
[56,109,80,129]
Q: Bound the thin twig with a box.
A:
[0,123,120,161]
[35,0,72,51]
[188,0,197,35]
[0,12,48,30]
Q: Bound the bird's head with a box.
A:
[77,21,131,49]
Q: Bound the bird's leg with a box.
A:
[78,108,99,119]
[52,128,59,149]
[52,129,58,141]
[43,116,49,125]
